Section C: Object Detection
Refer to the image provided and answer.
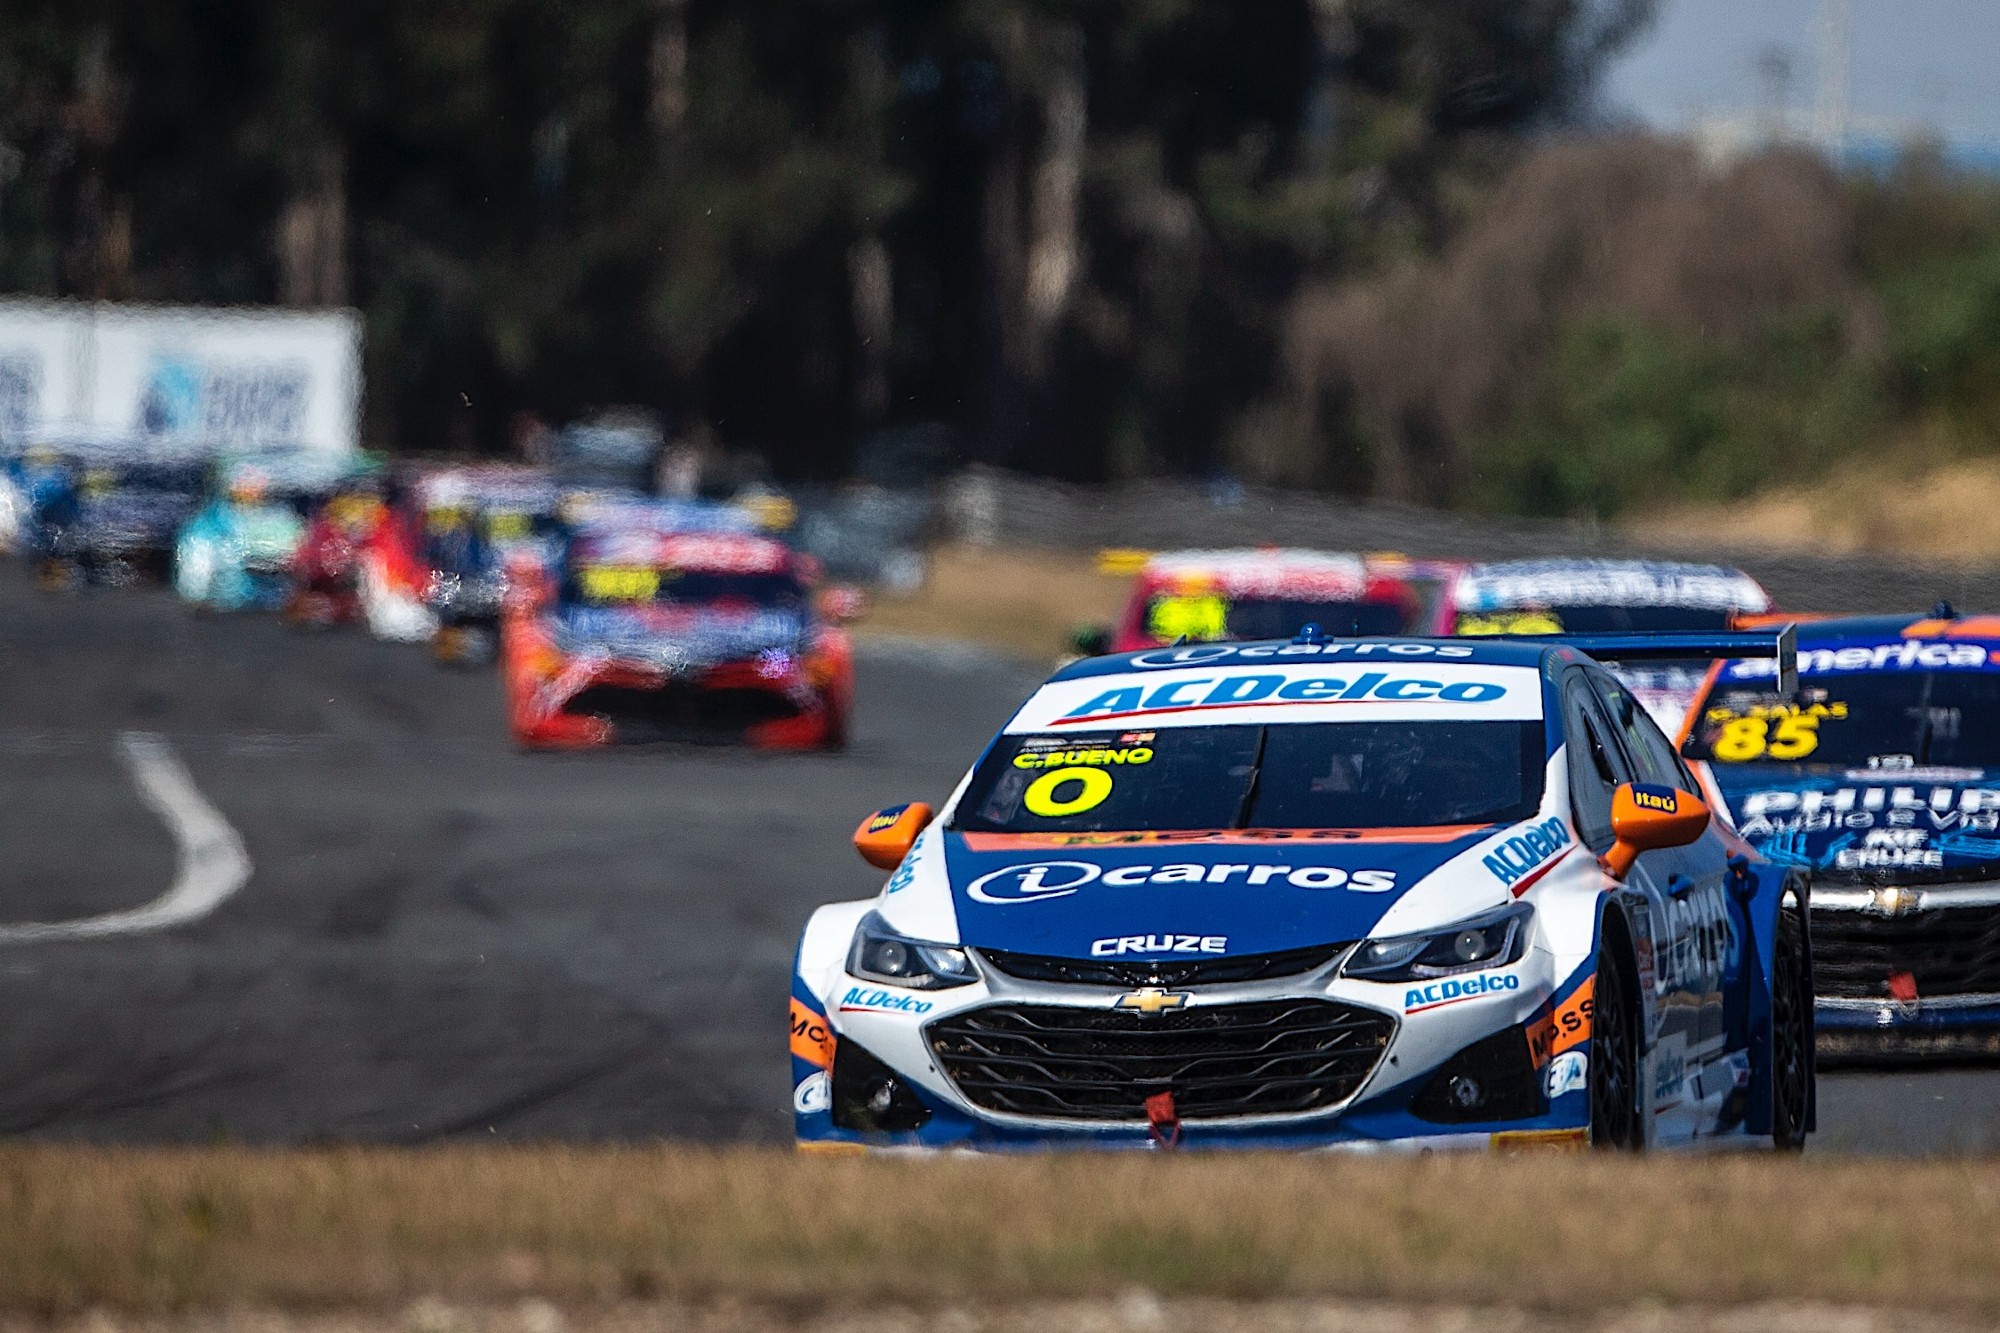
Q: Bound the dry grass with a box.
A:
[855,543,1128,659]
[6,1147,2000,1317]
[1626,455,2000,566]
[0,1297,1989,1333]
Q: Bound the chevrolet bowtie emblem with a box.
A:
[1114,987,1190,1016]
[1871,885,1919,916]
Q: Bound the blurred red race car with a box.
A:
[286,480,392,627]
[1077,547,1425,655]
[502,499,852,749]
[286,475,435,640]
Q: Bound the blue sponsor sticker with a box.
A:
[1483,816,1573,888]
[839,986,934,1015]
[1404,972,1520,1012]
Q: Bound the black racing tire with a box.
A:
[1588,929,1644,1151]
[1770,905,1813,1150]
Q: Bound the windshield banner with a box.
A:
[1006,663,1543,732]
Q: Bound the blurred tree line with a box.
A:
[1283,137,2000,518]
[0,0,1653,484]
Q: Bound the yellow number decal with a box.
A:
[1022,767,1114,818]
[487,512,531,541]
[1457,610,1564,636]
[1708,711,1822,761]
[1711,716,1769,762]
[1147,595,1228,643]
[1765,713,1821,760]
[579,565,659,602]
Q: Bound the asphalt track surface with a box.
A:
[1,570,1997,1152]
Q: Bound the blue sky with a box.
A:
[1604,0,2000,142]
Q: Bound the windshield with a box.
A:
[1144,593,1409,643]
[1458,605,1734,635]
[81,463,206,498]
[953,721,1546,834]
[562,563,805,612]
[1687,671,2000,768]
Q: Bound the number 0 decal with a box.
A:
[1023,766,1114,817]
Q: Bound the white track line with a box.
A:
[0,731,251,942]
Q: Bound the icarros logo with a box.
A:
[1128,645,1240,669]
[966,860,1102,904]
[965,860,1398,905]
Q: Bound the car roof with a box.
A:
[1049,636,1553,683]
[1142,547,1365,575]
[1790,613,2000,648]
[1453,557,1771,613]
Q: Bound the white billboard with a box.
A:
[0,299,361,454]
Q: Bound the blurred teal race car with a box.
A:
[175,449,365,612]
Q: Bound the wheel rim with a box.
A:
[1771,913,1809,1144]
[1590,953,1638,1149]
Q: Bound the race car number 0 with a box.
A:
[1711,713,1820,762]
[1023,766,1114,818]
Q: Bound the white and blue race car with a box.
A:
[1690,611,2000,1056]
[792,631,1814,1152]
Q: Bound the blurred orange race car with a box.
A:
[501,498,852,749]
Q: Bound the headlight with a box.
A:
[1342,903,1532,982]
[846,911,976,990]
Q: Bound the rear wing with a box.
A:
[1552,625,1798,696]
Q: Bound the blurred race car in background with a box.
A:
[24,441,211,589]
[502,498,852,749]
[793,628,1811,1152]
[1365,553,1467,635]
[407,464,559,665]
[21,440,212,588]
[1450,558,1775,734]
[175,449,359,612]
[1075,548,1427,656]
[1688,610,2000,1057]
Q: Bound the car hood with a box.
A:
[552,603,807,671]
[875,819,1571,960]
[1710,764,2000,883]
[211,503,304,553]
[79,491,198,542]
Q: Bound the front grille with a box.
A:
[1814,902,2000,999]
[927,999,1392,1122]
[977,943,1346,989]
[563,682,801,741]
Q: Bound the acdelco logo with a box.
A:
[1484,816,1572,889]
[1404,972,1520,1013]
[1057,672,1507,723]
[839,986,934,1015]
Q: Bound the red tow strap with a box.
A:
[1145,1090,1182,1149]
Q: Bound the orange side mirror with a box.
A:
[854,802,934,870]
[1602,783,1711,879]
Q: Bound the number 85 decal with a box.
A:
[1710,713,1822,762]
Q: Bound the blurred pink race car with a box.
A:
[1075,548,1438,656]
